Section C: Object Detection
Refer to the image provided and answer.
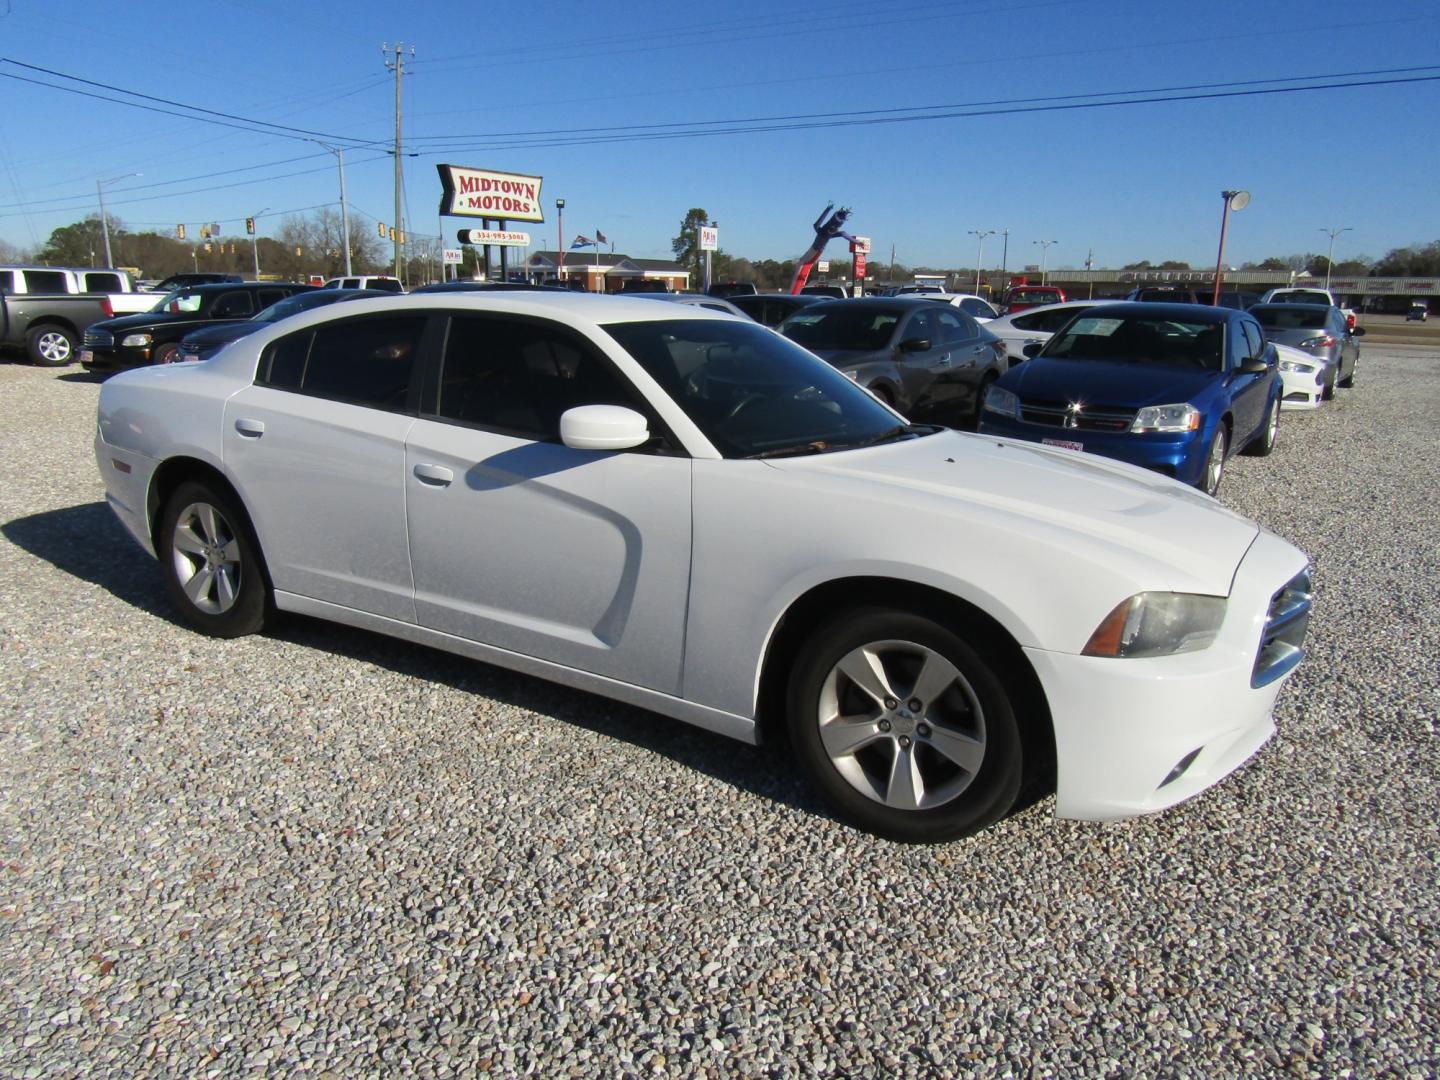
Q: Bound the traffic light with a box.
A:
[388,227,396,241]
[245,217,255,235]
[201,225,211,239]
[295,246,302,257]
[176,224,186,240]
[398,231,405,244]
[378,221,386,237]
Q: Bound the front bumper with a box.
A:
[94,425,158,558]
[81,344,155,371]
[979,415,1207,486]
[1032,530,1310,820]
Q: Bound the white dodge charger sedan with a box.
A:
[94,293,1311,842]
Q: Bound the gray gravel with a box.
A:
[1,350,1437,1078]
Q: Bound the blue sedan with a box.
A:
[979,303,1281,495]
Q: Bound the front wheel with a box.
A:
[158,481,270,638]
[1199,424,1228,496]
[786,608,1023,842]
[26,324,77,367]
[1243,398,1279,457]
[153,342,181,365]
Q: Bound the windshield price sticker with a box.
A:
[1071,318,1124,337]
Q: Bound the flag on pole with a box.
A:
[595,230,609,245]
[570,235,595,249]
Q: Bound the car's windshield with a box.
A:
[778,306,900,351]
[1254,308,1327,330]
[152,289,204,314]
[1272,291,1330,305]
[1044,315,1224,371]
[604,318,919,458]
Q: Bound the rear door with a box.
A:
[222,312,430,620]
[1228,316,1270,440]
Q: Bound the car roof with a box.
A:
[166,281,312,293]
[274,290,747,326]
[1082,301,1232,322]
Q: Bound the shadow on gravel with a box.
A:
[3,501,819,820]
[270,612,820,822]
[2,501,178,620]
[56,370,109,383]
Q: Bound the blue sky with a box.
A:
[1,0,1436,271]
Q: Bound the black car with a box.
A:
[778,297,1007,427]
[150,272,244,292]
[706,281,759,298]
[727,292,827,327]
[176,288,374,364]
[81,282,314,370]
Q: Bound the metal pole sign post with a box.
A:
[850,236,871,297]
[699,225,719,293]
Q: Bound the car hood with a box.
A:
[1002,357,1219,407]
[771,430,1257,595]
[92,310,196,333]
[182,321,264,347]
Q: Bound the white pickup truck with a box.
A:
[1257,287,1358,330]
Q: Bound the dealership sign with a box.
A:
[438,165,544,222]
[699,226,719,251]
[458,229,531,247]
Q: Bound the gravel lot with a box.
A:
[2,348,1436,1078]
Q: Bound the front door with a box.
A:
[403,313,692,694]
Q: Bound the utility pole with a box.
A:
[383,42,413,283]
[999,228,1010,282]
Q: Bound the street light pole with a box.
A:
[1211,190,1251,305]
[999,228,1010,282]
[556,198,566,286]
[1033,240,1057,284]
[968,229,994,294]
[96,172,140,268]
[1319,226,1352,292]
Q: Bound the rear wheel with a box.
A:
[26,324,76,367]
[154,342,181,365]
[1338,359,1356,389]
[158,481,270,637]
[786,608,1024,842]
[1243,397,1279,457]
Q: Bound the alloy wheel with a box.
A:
[170,502,243,615]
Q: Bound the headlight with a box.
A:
[1083,592,1227,658]
[1130,403,1200,433]
[982,384,1019,418]
[121,333,153,347]
[1278,359,1315,373]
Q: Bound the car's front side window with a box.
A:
[433,315,643,442]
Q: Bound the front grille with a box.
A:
[83,328,114,347]
[1018,399,1136,432]
[1252,567,1312,688]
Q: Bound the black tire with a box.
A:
[157,480,270,638]
[971,374,998,430]
[1199,423,1228,496]
[1338,363,1355,389]
[1243,397,1279,457]
[869,384,895,409]
[786,607,1024,842]
[153,342,181,365]
[26,324,77,367]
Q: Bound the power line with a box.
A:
[0,58,385,147]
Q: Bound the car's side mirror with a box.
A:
[1350,327,1366,337]
[1239,358,1270,375]
[1022,342,1044,359]
[559,404,651,451]
[898,337,931,353]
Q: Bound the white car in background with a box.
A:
[94,292,1311,843]
[983,299,1109,365]
[1274,342,1328,410]
[913,293,1001,322]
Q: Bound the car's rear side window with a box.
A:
[259,315,426,412]
[23,269,69,293]
[81,271,124,292]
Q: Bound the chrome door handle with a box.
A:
[234,418,265,438]
[935,354,952,367]
[413,463,454,486]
